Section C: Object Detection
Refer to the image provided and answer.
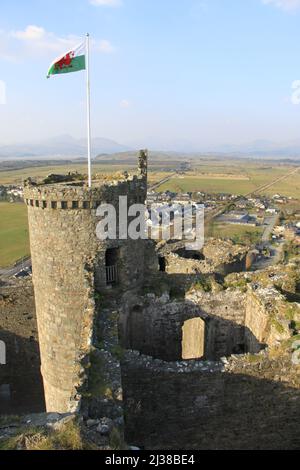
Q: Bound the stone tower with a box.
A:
[24,151,148,413]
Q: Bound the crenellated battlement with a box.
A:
[24,168,147,211]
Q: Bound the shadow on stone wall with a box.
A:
[121,359,300,450]
[0,330,45,415]
[120,302,264,362]
[120,307,266,361]
[120,266,298,450]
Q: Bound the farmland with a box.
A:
[157,163,300,198]
[0,158,298,268]
[0,202,30,267]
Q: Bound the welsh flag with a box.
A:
[47,42,86,78]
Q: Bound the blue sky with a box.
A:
[1,0,300,150]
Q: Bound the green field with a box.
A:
[158,176,256,195]
[157,164,300,198]
[0,202,30,268]
[211,223,263,245]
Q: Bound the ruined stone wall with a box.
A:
[245,286,291,352]
[24,167,147,413]
[161,240,249,277]
[120,298,206,361]
[122,350,300,450]
[164,253,208,275]
[186,290,247,358]
[120,295,251,361]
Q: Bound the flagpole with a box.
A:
[86,33,92,188]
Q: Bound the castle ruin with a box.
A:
[20,150,300,450]
[23,151,149,413]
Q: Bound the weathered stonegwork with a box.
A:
[120,285,296,449]
[122,348,300,449]
[23,151,148,414]
[158,239,250,276]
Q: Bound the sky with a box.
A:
[1,0,300,151]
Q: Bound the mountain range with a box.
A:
[0,135,300,160]
[0,135,132,159]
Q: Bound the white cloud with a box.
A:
[120,99,131,108]
[0,26,115,60]
[12,25,45,40]
[262,0,300,11]
[96,39,115,53]
[90,0,122,6]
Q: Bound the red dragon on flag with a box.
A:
[54,52,75,71]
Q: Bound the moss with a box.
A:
[110,344,125,361]
[94,340,104,350]
[225,278,249,292]
[0,415,22,426]
[94,319,104,349]
[0,421,84,451]
[284,303,299,321]
[290,320,300,335]
[109,427,127,451]
[46,421,83,451]
[270,317,286,335]
[88,350,109,398]
[94,292,102,302]
[192,275,212,293]
[0,435,21,450]
[246,354,262,364]
[283,334,300,349]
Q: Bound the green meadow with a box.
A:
[0,202,30,268]
[157,164,300,198]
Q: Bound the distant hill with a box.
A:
[0,135,131,159]
[1,135,300,161]
[209,139,300,159]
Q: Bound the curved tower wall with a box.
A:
[24,169,147,413]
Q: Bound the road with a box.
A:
[246,165,300,197]
[148,173,177,192]
[251,242,285,271]
[261,214,280,242]
[0,258,31,278]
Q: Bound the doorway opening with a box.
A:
[105,248,119,286]
[159,256,166,272]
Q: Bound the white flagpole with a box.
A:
[86,33,92,188]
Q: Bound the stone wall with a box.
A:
[120,281,297,450]
[160,239,249,277]
[120,297,206,361]
[122,350,300,450]
[119,293,260,362]
[23,153,148,413]
[245,285,291,352]
[186,289,248,358]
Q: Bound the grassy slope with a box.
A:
[0,202,30,267]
